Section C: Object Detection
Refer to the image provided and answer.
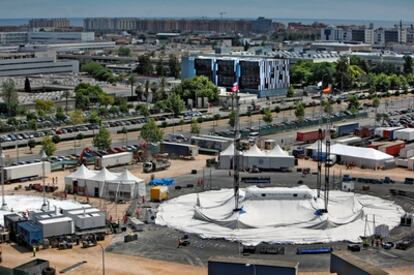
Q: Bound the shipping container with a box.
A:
[4,162,51,183]
[190,135,233,154]
[399,144,414,159]
[95,152,133,169]
[379,141,405,156]
[395,128,414,142]
[355,126,374,138]
[296,129,324,143]
[3,213,26,242]
[17,221,43,247]
[160,142,198,159]
[66,208,106,231]
[38,217,74,238]
[383,127,404,140]
[335,122,359,137]
[150,186,168,202]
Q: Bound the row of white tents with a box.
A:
[219,144,296,170]
[64,165,146,201]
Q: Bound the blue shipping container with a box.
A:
[17,221,43,247]
[336,123,359,137]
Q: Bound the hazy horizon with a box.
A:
[0,0,412,22]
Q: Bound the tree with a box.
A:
[294,101,305,121]
[191,119,201,134]
[35,99,55,114]
[28,139,36,153]
[156,59,165,76]
[88,110,102,125]
[228,110,236,127]
[70,110,85,125]
[121,126,128,146]
[140,118,163,143]
[286,86,295,98]
[1,79,18,116]
[82,62,118,83]
[24,77,31,93]
[335,57,353,91]
[52,135,61,144]
[262,108,273,125]
[403,56,413,75]
[136,54,153,75]
[164,93,185,117]
[42,136,56,156]
[372,96,380,123]
[93,127,112,150]
[55,106,66,121]
[168,54,181,78]
[76,133,84,140]
[74,83,108,110]
[347,95,360,114]
[136,104,149,118]
[172,76,219,101]
[128,74,135,97]
[118,47,131,57]
[28,119,37,130]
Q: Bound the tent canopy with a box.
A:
[266,145,289,157]
[89,167,120,182]
[109,169,144,184]
[220,143,240,156]
[243,144,266,157]
[331,144,393,161]
[67,165,97,180]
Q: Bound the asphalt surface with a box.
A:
[107,169,414,271]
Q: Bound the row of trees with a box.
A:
[81,62,119,83]
[136,54,181,78]
[290,56,414,92]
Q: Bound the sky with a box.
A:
[0,0,413,21]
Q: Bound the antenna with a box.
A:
[219,12,227,20]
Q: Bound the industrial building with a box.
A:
[182,55,289,97]
[0,57,79,77]
[28,32,95,44]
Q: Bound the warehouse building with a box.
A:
[0,57,79,77]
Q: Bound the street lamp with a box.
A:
[1,148,7,210]
[41,150,48,210]
[97,243,105,275]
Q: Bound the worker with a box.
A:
[32,246,36,257]
[0,247,2,263]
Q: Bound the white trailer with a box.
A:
[95,152,133,169]
[4,162,51,183]
[395,128,414,142]
[38,216,75,238]
[66,208,106,230]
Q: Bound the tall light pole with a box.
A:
[97,243,105,275]
[41,150,48,210]
[1,147,7,210]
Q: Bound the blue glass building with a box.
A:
[181,55,290,98]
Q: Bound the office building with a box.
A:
[0,32,28,45]
[182,55,289,98]
[29,18,70,28]
[28,32,95,44]
[0,57,79,77]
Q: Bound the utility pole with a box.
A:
[1,145,6,210]
[41,150,48,210]
[233,90,241,211]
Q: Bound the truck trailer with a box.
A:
[4,162,51,183]
[160,142,198,159]
[95,152,133,169]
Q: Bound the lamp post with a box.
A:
[97,243,105,275]
[41,150,48,210]
[1,147,6,210]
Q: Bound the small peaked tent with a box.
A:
[89,167,120,182]
[218,143,242,169]
[266,145,289,156]
[67,165,97,180]
[113,169,144,184]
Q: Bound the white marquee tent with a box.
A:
[219,143,295,170]
[65,166,146,200]
[306,143,394,169]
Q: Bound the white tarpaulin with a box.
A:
[156,186,403,245]
[0,195,86,226]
